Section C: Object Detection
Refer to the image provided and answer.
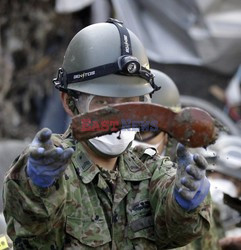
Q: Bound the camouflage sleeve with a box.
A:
[148,156,211,249]
[2,149,67,241]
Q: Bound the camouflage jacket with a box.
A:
[174,213,222,250]
[3,131,211,249]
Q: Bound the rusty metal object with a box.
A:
[71,102,218,147]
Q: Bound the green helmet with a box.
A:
[150,69,180,108]
[53,18,158,97]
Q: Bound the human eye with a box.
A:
[95,99,108,105]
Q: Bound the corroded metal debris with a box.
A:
[71,102,218,147]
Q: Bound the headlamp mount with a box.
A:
[53,18,160,94]
[118,55,140,74]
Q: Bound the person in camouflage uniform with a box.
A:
[133,69,222,250]
[3,19,212,249]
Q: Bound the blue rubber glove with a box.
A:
[27,128,74,188]
[174,143,210,211]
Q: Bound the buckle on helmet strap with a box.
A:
[53,68,67,91]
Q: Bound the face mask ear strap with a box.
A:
[67,96,79,115]
[144,94,151,103]
[74,93,94,113]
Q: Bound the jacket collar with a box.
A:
[72,142,100,184]
[120,150,152,181]
[71,142,152,183]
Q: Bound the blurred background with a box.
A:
[0,0,240,245]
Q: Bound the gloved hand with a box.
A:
[174,143,210,211]
[27,128,74,188]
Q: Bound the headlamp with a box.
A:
[118,56,140,74]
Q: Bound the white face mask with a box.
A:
[88,129,137,157]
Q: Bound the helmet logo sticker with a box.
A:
[123,34,130,54]
[73,71,95,80]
